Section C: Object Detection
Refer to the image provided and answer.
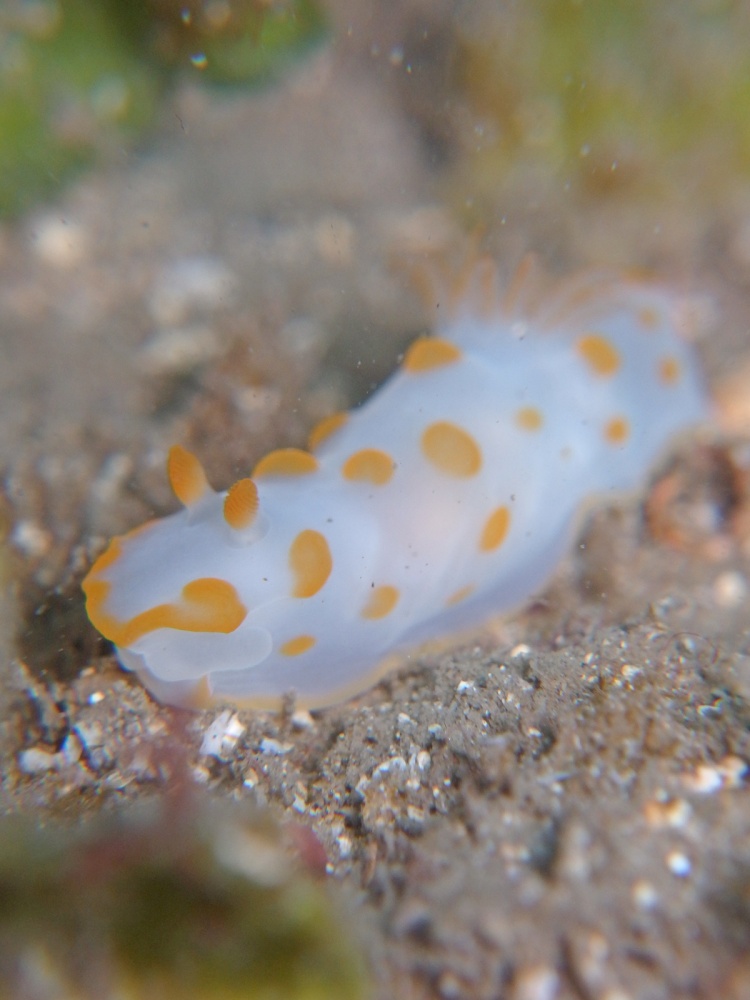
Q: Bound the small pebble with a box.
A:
[258,736,294,756]
[11,520,52,558]
[632,879,659,910]
[666,850,691,877]
[510,642,531,659]
[620,664,642,681]
[336,834,353,859]
[60,732,82,766]
[73,719,110,771]
[512,965,560,1000]
[682,763,724,795]
[372,756,407,779]
[290,709,315,730]
[243,767,259,789]
[18,747,60,774]
[199,710,245,758]
[644,797,690,829]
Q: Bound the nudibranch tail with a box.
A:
[534,267,659,331]
[501,252,540,318]
[405,236,506,324]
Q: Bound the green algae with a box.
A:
[0,798,368,1000]
[452,1,750,210]
[0,0,159,217]
[138,0,328,85]
[0,0,327,218]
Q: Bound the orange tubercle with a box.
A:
[223,478,259,530]
[168,445,211,506]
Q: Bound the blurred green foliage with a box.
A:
[137,0,327,84]
[0,0,326,217]
[0,0,158,216]
[0,798,368,999]
[453,0,750,208]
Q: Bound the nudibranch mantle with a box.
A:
[83,256,708,709]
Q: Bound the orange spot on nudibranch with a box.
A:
[223,478,259,531]
[308,411,349,452]
[253,448,319,478]
[515,406,544,431]
[83,549,247,648]
[403,337,463,373]
[421,421,482,478]
[658,356,681,385]
[280,634,316,657]
[446,584,475,607]
[361,585,399,620]
[167,445,210,507]
[480,506,511,553]
[638,306,660,329]
[604,416,630,445]
[289,529,332,598]
[576,334,621,378]
[342,448,394,485]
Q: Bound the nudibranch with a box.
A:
[83,254,707,709]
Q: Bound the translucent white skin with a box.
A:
[85,266,708,709]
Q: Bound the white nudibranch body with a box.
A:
[83,256,708,709]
